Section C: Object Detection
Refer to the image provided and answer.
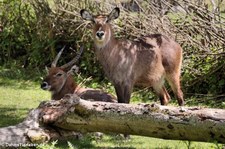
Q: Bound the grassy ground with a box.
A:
[0,66,224,149]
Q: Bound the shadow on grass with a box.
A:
[0,106,30,127]
[55,138,95,149]
[55,134,137,149]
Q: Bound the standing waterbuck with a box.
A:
[41,46,116,102]
[80,7,184,106]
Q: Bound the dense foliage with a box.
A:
[0,0,225,97]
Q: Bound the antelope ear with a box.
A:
[67,65,79,75]
[107,7,120,22]
[80,9,94,22]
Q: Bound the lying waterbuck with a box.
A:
[41,46,116,102]
[80,7,184,106]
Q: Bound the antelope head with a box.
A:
[41,46,83,95]
[80,7,120,48]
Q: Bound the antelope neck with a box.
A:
[96,36,117,51]
[52,76,78,100]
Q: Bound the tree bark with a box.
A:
[0,101,81,147]
[0,94,225,146]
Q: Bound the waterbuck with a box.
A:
[41,46,116,102]
[80,7,184,106]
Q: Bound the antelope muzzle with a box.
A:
[41,81,51,90]
[96,31,105,40]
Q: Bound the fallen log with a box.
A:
[0,94,225,146]
[0,101,81,147]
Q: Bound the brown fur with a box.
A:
[80,8,184,106]
[41,66,116,102]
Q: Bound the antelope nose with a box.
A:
[41,81,48,90]
[96,31,104,38]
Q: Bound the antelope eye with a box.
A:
[55,72,63,77]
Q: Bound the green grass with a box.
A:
[0,66,224,149]
[38,135,222,149]
[0,80,50,127]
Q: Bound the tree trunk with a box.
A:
[0,101,81,147]
[0,94,225,146]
